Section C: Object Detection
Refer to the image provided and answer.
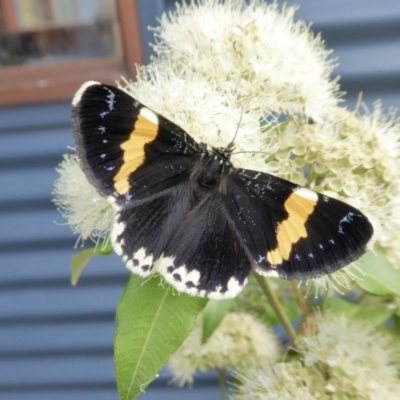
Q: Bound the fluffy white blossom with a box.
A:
[151,0,340,121]
[298,314,400,399]
[52,154,114,244]
[233,361,319,400]
[233,315,400,400]
[168,312,279,386]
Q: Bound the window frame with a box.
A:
[0,0,143,106]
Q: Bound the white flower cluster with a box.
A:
[299,314,400,399]
[233,314,400,399]
[53,154,114,244]
[151,0,340,121]
[168,312,279,386]
[233,361,319,400]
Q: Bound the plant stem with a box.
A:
[253,272,297,343]
[321,287,330,314]
[217,368,227,400]
[291,280,309,319]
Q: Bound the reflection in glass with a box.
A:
[0,0,121,66]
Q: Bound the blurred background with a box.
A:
[1,0,400,399]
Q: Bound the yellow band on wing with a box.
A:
[114,109,159,194]
[266,190,317,265]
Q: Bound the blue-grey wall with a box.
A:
[1,0,400,398]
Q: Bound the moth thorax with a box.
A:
[197,155,225,188]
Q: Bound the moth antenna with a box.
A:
[226,105,245,150]
[230,150,269,156]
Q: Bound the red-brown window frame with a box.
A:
[0,0,143,106]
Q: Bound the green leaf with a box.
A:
[329,297,358,317]
[355,251,400,296]
[376,324,400,341]
[354,304,394,325]
[329,297,393,325]
[95,241,114,256]
[115,275,207,400]
[70,242,114,285]
[70,248,97,286]
[202,298,234,343]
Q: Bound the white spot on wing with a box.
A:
[110,219,125,256]
[294,187,318,202]
[204,277,246,299]
[159,259,199,293]
[226,277,245,297]
[112,219,125,237]
[257,255,266,263]
[107,195,121,211]
[156,254,176,276]
[253,267,280,278]
[112,238,124,257]
[140,107,159,125]
[157,256,247,299]
[129,247,154,277]
[186,270,201,286]
[342,212,354,223]
[104,87,115,111]
[72,81,100,106]
[107,195,116,204]
[167,265,189,292]
[126,259,135,270]
[261,270,280,278]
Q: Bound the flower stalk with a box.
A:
[253,272,297,343]
[291,280,309,319]
[217,369,227,400]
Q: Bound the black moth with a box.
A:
[72,81,374,299]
